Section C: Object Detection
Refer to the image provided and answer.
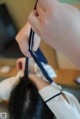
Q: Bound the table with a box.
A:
[54,69,80,89]
[0,58,18,80]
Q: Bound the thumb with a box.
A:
[28,10,41,37]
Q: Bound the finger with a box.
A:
[16,22,31,42]
[17,36,31,57]
[36,2,45,18]
[16,23,31,57]
[28,10,41,36]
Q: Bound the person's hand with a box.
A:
[28,0,80,66]
[16,22,40,57]
[28,0,80,49]
[29,74,50,90]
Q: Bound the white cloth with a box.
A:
[39,82,80,119]
[0,71,24,101]
[34,62,57,81]
[29,58,57,80]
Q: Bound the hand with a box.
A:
[29,74,50,90]
[28,0,80,48]
[28,0,80,66]
[16,22,41,57]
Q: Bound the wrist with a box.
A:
[29,74,50,90]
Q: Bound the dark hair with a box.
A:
[8,76,55,119]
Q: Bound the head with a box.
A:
[8,76,55,119]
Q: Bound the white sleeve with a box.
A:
[69,93,80,112]
[38,83,80,117]
[0,71,23,101]
[38,82,62,102]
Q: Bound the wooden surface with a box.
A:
[40,40,58,69]
[0,0,36,29]
[54,69,80,89]
[0,59,80,89]
[0,59,18,79]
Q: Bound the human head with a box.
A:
[8,76,55,119]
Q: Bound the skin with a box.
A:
[29,74,50,90]
[16,23,40,57]
[17,58,50,90]
[16,0,80,67]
